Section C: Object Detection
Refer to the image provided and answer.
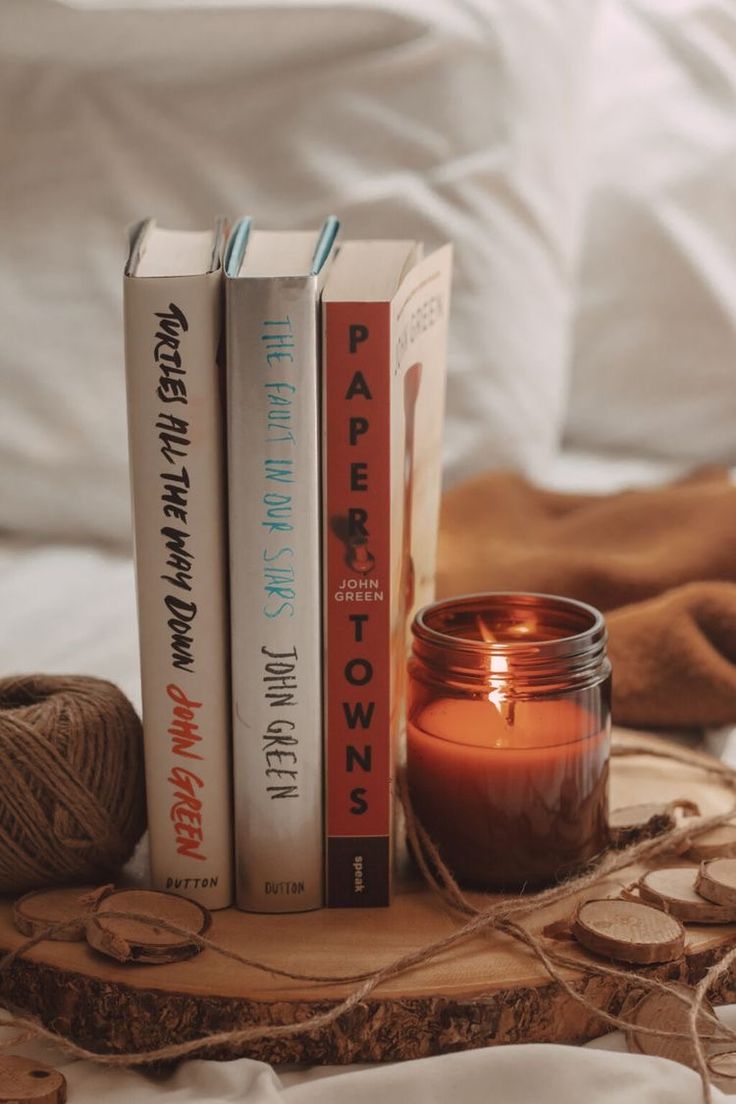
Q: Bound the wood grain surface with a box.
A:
[638,866,736,923]
[0,1056,66,1103]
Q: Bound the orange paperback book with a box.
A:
[322,241,452,907]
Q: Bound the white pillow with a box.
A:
[0,0,597,544]
[566,0,736,464]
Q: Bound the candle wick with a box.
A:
[476,616,498,644]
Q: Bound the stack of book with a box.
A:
[124,217,452,912]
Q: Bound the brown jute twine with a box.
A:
[0,675,146,892]
[1,737,736,1102]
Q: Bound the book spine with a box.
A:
[124,271,233,910]
[323,301,392,907]
[227,276,323,912]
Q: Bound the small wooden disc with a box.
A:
[638,866,736,923]
[13,886,108,941]
[0,1056,66,1103]
[696,858,736,908]
[86,889,210,964]
[573,899,685,964]
[687,825,736,863]
[709,1051,736,1078]
[609,804,676,847]
[626,984,720,1068]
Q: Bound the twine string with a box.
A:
[0,676,146,891]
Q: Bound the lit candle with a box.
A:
[407,593,611,891]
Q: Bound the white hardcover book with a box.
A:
[124,220,233,909]
[225,217,339,912]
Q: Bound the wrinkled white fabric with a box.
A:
[0,538,140,706]
[568,0,736,465]
[0,0,596,544]
[3,1029,735,1103]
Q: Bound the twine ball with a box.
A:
[0,674,147,893]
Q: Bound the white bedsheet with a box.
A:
[0,448,733,1102]
[0,538,139,707]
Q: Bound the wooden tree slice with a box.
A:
[86,889,210,964]
[609,804,677,847]
[573,899,685,964]
[13,886,110,941]
[686,825,736,863]
[638,867,736,924]
[609,800,698,848]
[709,1051,736,1078]
[0,1056,66,1103]
[626,983,721,1068]
[696,859,736,908]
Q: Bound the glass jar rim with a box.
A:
[411,592,608,686]
[412,596,609,653]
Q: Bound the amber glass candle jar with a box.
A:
[407,592,611,891]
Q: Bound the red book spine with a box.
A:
[323,300,392,907]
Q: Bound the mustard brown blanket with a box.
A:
[437,468,736,729]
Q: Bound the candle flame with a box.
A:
[479,614,511,723]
